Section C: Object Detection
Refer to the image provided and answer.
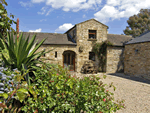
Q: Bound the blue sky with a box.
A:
[5,0,150,34]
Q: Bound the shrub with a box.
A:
[0,31,55,85]
[0,67,30,112]
[22,63,125,113]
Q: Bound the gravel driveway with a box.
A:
[69,72,150,113]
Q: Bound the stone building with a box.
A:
[124,30,150,80]
[107,34,133,73]
[18,19,132,73]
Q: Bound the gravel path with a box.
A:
[69,72,150,113]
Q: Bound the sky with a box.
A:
[5,0,150,35]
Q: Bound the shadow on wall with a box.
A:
[116,48,124,73]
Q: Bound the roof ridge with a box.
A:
[19,32,65,35]
[65,18,109,34]
[108,34,132,37]
[76,18,108,28]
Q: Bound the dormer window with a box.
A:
[89,30,96,39]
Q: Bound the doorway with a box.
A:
[63,50,75,71]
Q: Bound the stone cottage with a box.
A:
[124,30,150,80]
[18,19,132,73]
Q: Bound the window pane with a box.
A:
[89,30,96,39]
[89,34,96,39]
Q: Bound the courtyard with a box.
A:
[70,72,150,113]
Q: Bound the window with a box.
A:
[55,51,57,58]
[89,30,96,39]
[89,52,95,61]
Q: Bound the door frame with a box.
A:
[63,52,75,71]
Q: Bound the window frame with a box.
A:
[89,30,96,39]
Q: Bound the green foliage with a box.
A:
[0,0,17,38]
[0,32,51,71]
[0,31,54,85]
[0,68,30,113]
[124,9,150,37]
[92,40,113,72]
[21,63,124,113]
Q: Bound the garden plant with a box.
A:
[21,63,125,113]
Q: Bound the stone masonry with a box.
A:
[37,45,77,70]
[33,19,133,74]
[124,42,150,80]
[37,19,108,73]
[75,19,108,72]
[106,46,124,73]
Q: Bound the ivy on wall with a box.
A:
[92,40,113,72]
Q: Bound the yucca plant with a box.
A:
[0,32,55,84]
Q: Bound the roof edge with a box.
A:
[107,34,132,37]
[125,40,150,45]
[76,18,109,29]
[64,25,76,34]
[64,18,109,34]
[18,32,65,35]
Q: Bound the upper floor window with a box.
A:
[89,30,96,39]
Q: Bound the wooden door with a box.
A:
[63,52,75,71]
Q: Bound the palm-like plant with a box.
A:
[0,32,54,84]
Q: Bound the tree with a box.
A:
[0,0,17,38]
[124,9,150,38]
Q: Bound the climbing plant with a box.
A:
[92,40,113,72]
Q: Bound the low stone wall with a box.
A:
[124,42,150,80]
[106,46,124,73]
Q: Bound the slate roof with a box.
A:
[65,18,109,34]
[107,34,133,46]
[11,32,133,46]
[125,30,150,45]
[13,32,77,45]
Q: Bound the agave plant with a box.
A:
[0,32,54,84]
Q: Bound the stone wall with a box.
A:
[124,42,150,80]
[37,44,77,71]
[36,19,108,73]
[76,19,108,72]
[106,46,124,73]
